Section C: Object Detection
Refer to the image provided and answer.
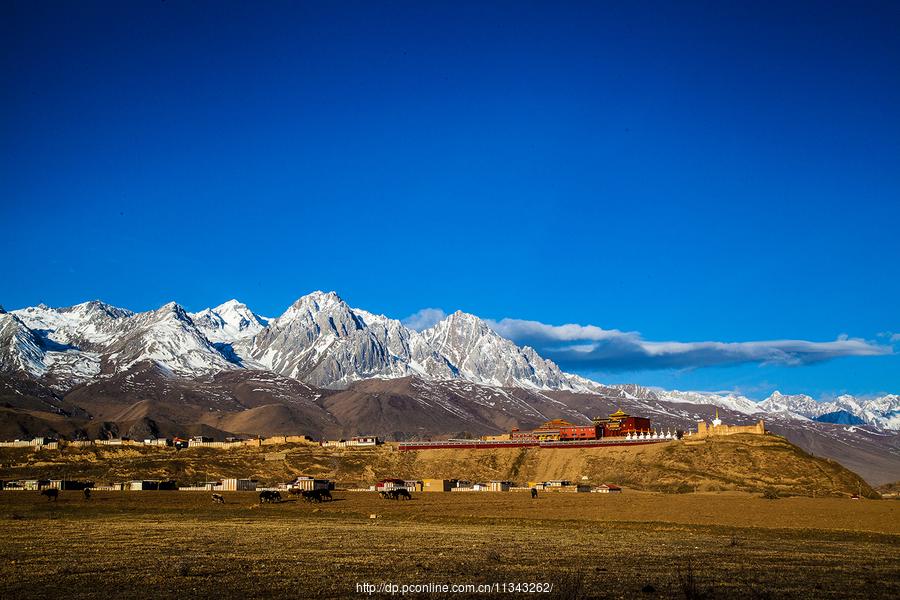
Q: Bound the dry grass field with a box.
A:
[0,489,897,599]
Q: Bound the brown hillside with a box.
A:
[0,434,876,497]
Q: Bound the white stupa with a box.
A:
[712,408,722,428]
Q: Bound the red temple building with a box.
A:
[507,410,652,442]
[592,409,651,437]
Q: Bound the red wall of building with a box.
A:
[558,425,600,441]
[602,417,652,437]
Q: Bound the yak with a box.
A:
[211,493,225,504]
[302,489,332,503]
[380,489,411,500]
[40,489,58,501]
[259,490,282,503]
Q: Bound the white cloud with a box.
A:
[401,308,447,332]
[488,318,631,342]
[485,317,893,372]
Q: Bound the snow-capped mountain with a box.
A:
[1,308,101,385]
[189,300,269,344]
[102,302,237,376]
[242,291,426,387]
[758,391,825,419]
[1,291,897,431]
[8,301,233,381]
[421,310,595,392]
[0,311,46,377]
[244,295,594,391]
[859,394,900,430]
[753,390,900,432]
[654,389,763,416]
[13,301,133,350]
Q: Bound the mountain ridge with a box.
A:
[4,291,898,432]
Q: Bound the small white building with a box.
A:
[143,438,172,447]
[350,435,380,446]
[292,476,331,491]
[218,478,258,491]
[544,480,571,488]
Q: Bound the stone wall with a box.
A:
[695,420,765,438]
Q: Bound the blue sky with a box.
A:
[2,1,898,398]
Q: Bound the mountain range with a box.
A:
[1,292,898,484]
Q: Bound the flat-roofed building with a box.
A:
[422,479,456,492]
[350,435,379,446]
[47,480,94,491]
[128,480,177,491]
[292,476,331,491]
[219,478,258,491]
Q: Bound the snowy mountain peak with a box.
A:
[63,300,134,319]
[190,299,268,344]
[215,298,245,310]
[0,312,46,377]
[158,301,186,314]
[104,301,234,376]
[291,290,343,308]
[246,292,413,387]
[427,310,499,341]
[758,391,818,416]
[276,291,361,332]
[277,291,354,324]
[422,309,590,391]
[656,389,762,415]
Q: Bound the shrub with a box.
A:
[676,559,712,599]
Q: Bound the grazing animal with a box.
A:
[83,488,91,501]
[380,489,411,500]
[301,489,333,503]
[259,490,282,503]
[288,487,303,497]
[531,488,538,499]
[211,493,225,504]
[41,489,59,501]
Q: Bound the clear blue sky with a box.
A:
[2,1,898,398]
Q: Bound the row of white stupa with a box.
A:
[625,410,723,440]
[624,430,677,440]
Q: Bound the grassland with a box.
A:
[0,490,897,599]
